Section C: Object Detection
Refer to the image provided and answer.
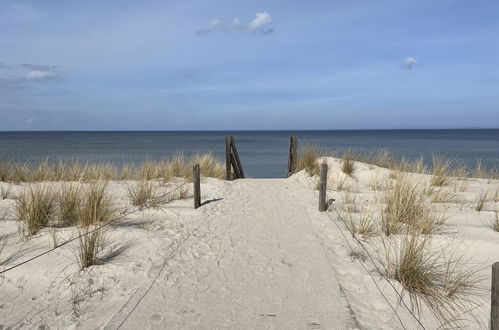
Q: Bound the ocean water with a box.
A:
[0,130,497,178]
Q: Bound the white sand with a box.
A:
[0,158,498,329]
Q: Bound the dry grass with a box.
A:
[382,175,444,235]
[1,184,10,199]
[127,180,157,206]
[383,234,480,326]
[341,151,356,178]
[493,209,499,232]
[474,187,490,212]
[0,154,225,183]
[295,144,324,176]
[56,183,81,226]
[77,226,105,269]
[16,184,57,237]
[431,156,451,186]
[77,182,115,227]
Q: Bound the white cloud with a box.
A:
[248,12,272,31]
[26,70,58,81]
[404,57,418,70]
[197,12,273,35]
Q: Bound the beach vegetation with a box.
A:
[56,183,81,226]
[77,226,105,269]
[128,180,157,207]
[382,234,480,326]
[77,181,115,227]
[16,184,57,237]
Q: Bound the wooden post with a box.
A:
[230,137,245,178]
[493,262,499,330]
[319,163,327,212]
[193,164,201,209]
[287,136,298,177]
[225,136,232,180]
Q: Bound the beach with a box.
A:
[0,156,498,329]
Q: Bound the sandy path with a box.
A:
[106,179,358,329]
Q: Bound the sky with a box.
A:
[1,0,498,130]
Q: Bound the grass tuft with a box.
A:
[383,234,480,325]
[382,175,444,235]
[295,144,324,176]
[127,180,157,206]
[56,183,81,226]
[474,187,490,212]
[16,184,57,237]
[77,182,115,227]
[341,151,356,177]
[431,156,451,186]
[77,226,105,269]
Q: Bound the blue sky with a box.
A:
[1,0,498,130]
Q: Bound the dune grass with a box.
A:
[431,156,451,186]
[77,226,105,269]
[127,180,157,207]
[0,184,10,200]
[382,175,444,236]
[341,151,356,178]
[474,187,490,212]
[56,183,81,226]
[77,182,116,227]
[383,234,479,326]
[295,144,324,176]
[16,184,57,237]
[0,153,225,183]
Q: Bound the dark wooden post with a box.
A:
[225,136,232,180]
[493,262,499,330]
[230,137,245,178]
[193,164,201,209]
[319,163,328,211]
[287,136,298,177]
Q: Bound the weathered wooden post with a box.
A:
[493,262,499,330]
[318,163,328,212]
[287,136,298,177]
[193,164,201,209]
[225,136,232,180]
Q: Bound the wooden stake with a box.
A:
[225,136,232,180]
[231,136,245,178]
[193,164,201,209]
[287,136,298,177]
[493,262,499,330]
[319,163,327,212]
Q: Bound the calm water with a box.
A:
[0,130,497,178]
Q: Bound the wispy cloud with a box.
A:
[0,62,60,88]
[197,11,273,35]
[404,57,418,70]
[21,63,57,71]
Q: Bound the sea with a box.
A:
[0,130,497,178]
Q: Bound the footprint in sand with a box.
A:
[150,313,164,325]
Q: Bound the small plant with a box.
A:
[296,144,323,176]
[128,180,157,206]
[56,183,81,226]
[77,226,105,269]
[431,156,451,186]
[492,210,499,232]
[77,182,115,227]
[341,151,356,178]
[383,234,479,326]
[0,184,10,199]
[16,184,57,236]
[475,187,490,212]
[382,175,444,235]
